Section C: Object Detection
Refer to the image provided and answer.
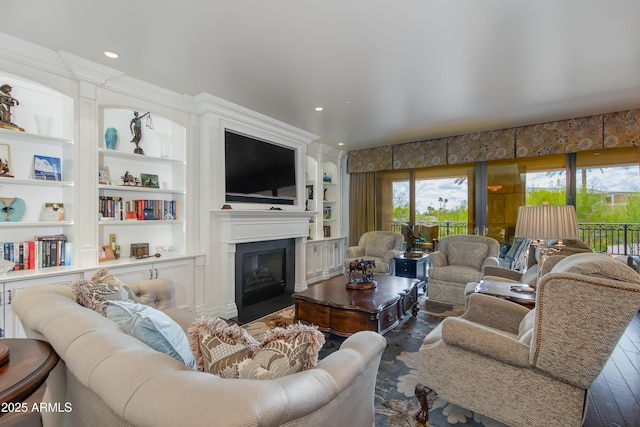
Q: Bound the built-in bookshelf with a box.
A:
[0,72,75,268]
[322,160,339,238]
[97,108,187,259]
[305,145,343,241]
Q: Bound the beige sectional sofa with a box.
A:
[14,279,386,427]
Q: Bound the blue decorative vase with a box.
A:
[105,127,118,150]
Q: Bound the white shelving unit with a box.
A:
[0,73,75,262]
[97,107,187,259]
[305,155,319,240]
[0,61,204,336]
[322,161,339,238]
[0,71,78,338]
[304,145,347,284]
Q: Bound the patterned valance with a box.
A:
[515,115,603,158]
[392,139,446,169]
[447,129,515,165]
[604,110,640,148]
[346,109,638,173]
[346,146,393,173]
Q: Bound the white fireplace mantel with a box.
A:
[208,209,315,319]
[211,209,315,243]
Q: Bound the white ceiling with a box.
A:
[5,1,640,151]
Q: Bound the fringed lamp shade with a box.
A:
[514,205,579,242]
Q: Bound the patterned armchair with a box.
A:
[426,235,500,305]
[462,239,593,308]
[344,231,404,274]
[416,253,640,427]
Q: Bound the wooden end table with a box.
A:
[394,253,429,287]
[294,274,420,337]
[0,339,59,421]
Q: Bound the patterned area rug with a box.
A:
[243,298,506,427]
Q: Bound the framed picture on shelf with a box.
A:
[98,245,116,263]
[323,206,332,219]
[98,167,112,185]
[41,202,64,221]
[140,173,159,188]
[33,155,62,181]
[0,143,13,177]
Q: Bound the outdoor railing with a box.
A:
[579,223,640,256]
[388,221,640,256]
[388,221,469,237]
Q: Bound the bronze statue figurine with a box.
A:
[347,258,377,290]
[0,84,24,132]
[130,111,151,154]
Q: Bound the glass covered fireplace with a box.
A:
[234,238,295,323]
[241,248,285,306]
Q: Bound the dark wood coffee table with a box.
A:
[294,274,421,337]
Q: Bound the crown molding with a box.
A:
[0,32,73,79]
[193,92,319,145]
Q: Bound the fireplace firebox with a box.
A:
[241,248,285,306]
[235,238,295,323]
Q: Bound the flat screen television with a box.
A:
[224,129,297,205]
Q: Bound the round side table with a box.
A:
[0,339,59,410]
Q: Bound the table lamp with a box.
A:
[514,203,580,283]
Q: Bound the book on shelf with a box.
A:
[1,234,71,270]
[99,196,178,221]
[323,225,332,238]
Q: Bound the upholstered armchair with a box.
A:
[416,253,640,427]
[426,235,500,305]
[483,238,592,287]
[344,231,404,274]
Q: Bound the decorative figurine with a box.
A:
[0,84,24,132]
[0,157,12,177]
[129,111,152,155]
[404,225,427,257]
[346,258,377,290]
[121,171,140,186]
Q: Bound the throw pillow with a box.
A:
[364,236,395,259]
[72,268,138,315]
[104,300,196,369]
[248,323,326,379]
[188,317,325,379]
[187,316,259,377]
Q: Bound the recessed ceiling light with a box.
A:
[338,142,344,146]
[104,50,119,59]
[314,107,323,112]
[344,100,352,104]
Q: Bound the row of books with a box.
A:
[99,197,178,221]
[323,225,332,238]
[1,234,71,270]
